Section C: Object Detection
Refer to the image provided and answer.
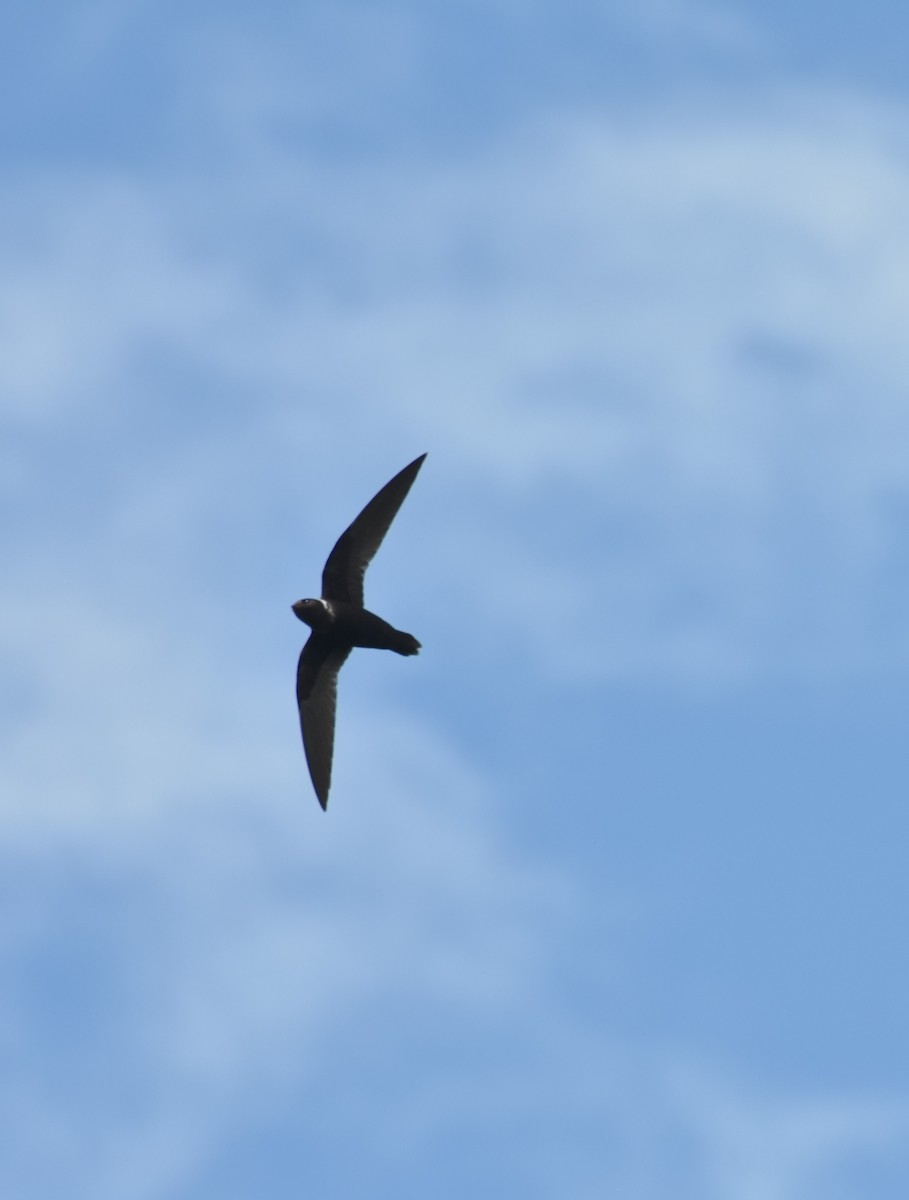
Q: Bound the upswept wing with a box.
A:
[321,453,426,606]
[296,635,352,810]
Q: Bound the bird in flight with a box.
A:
[292,453,426,809]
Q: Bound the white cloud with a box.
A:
[670,1063,909,1200]
[7,81,909,686]
[608,0,766,54]
[4,12,909,1199]
[0,695,573,1198]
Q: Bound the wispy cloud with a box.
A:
[4,12,909,1196]
[8,87,909,654]
[670,1063,909,1200]
[0,697,572,1197]
[607,0,766,54]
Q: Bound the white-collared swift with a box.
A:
[292,453,426,809]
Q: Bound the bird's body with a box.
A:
[293,598,420,656]
[292,454,426,809]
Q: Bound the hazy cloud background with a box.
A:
[4,1,909,1197]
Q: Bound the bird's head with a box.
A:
[292,598,333,632]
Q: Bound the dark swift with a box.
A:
[292,453,426,809]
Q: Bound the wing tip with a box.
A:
[402,451,427,477]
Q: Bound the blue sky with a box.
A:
[4,1,909,1197]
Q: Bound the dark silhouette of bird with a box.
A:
[292,453,426,809]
